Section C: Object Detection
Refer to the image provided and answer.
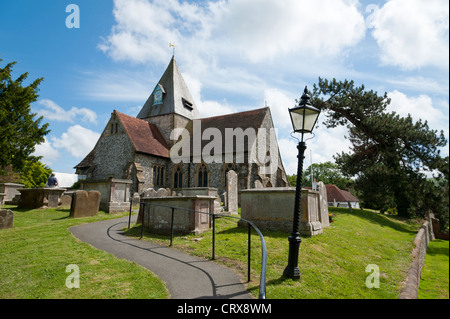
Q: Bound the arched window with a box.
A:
[173,165,183,189]
[153,165,165,187]
[197,163,208,187]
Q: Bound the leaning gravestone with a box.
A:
[70,190,101,218]
[0,209,14,230]
[317,182,330,228]
[226,170,238,215]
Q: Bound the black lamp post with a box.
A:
[283,86,320,280]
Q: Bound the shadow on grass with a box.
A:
[426,240,450,257]
[329,207,419,235]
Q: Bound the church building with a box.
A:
[75,56,289,196]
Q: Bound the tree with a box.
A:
[19,159,52,188]
[287,161,352,191]
[312,78,448,219]
[0,58,50,172]
[303,161,352,190]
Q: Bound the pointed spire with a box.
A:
[137,57,199,120]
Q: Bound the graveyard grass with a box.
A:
[126,207,433,299]
[417,239,449,299]
[0,205,169,299]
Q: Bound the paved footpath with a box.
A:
[69,215,253,299]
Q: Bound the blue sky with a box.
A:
[1,0,448,176]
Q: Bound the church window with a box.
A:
[153,165,165,187]
[197,163,208,187]
[173,165,183,189]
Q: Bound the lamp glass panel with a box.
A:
[302,108,319,132]
[290,107,319,132]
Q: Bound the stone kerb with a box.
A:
[70,190,101,218]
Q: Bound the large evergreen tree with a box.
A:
[312,78,448,219]
[0,58,49,172]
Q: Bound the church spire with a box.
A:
[137,56,199,120]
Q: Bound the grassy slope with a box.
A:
[127,207,423,299]
[0,206,169,299]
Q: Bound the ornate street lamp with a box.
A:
[283,86,320,280]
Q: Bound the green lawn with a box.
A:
[418,239,449,299]
[2,204,444,299]
[126,207,423,299]
[0,205,169,299]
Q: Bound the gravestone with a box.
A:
[60,194,73,207]
[157,188,168,197]
[254,180,264,189]
[70,190,101,218]
[317,182,330,228]
[143,188,158,197]
[0,209,14,230]
[226,170,238,215]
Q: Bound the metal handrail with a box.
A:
[129,200,267,299]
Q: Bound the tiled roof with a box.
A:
[115,110,170,158]
[325,184,359,202]
[187,107,269,150]
[74,149,95,169]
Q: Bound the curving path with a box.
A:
[69,215,253,299]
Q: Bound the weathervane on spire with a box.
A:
[169,42,176,56]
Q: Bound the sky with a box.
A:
[1,0,448,176]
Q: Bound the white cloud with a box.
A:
[80,69,152,102]
[264,88,295,130]
[100,0,366,65]
[50,125,100,158]
[183,72,238,118]
[33,137,61,165]
[369,0,449,70]
[278,124,352,175]
[36,99,97,124]
[215,0,366,62]
[387,90,449,136]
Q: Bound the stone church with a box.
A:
[75,56,289,197]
